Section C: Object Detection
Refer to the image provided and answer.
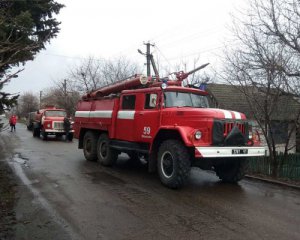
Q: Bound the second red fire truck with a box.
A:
[33,106,74,141]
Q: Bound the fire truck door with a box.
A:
[134,93,160,142]
[115,94,136,141]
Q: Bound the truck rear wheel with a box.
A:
[83,131,98,161]
[97,133,118,166]
[214,158,248,183]
[157,140,191,189]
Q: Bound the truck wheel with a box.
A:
[214,158,248,183]
[33,128,40,137]
[41,130,47,141]
[157,140,191,189]
[83,131,98,161]
[97,133,118,166]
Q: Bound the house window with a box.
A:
[269,121,288,144]
[122,95,136,110]
[145,93,157,109]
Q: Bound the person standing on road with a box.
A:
[9,115,17,132]
[63,116,71,141]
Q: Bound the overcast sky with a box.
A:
[4,0,244,95]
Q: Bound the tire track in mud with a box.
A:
[85,168,244,239]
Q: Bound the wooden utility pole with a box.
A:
[63,79,67,108]
[39,91,42,108]
[144,42,155,77]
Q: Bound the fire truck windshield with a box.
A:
[164,92,209,108]
[44,110,66,117]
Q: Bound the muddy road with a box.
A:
[3,121,300,240]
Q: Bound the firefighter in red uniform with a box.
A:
[9,115,17,132]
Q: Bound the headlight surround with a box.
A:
[194,130,202,140]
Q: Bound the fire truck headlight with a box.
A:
[194,130,202,140]
[249,131,253,139]
[47,123,51,128]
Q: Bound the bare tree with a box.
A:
[41,85,80,117]
[221,0,300,177]
[17,92,39,118]
[68,56,141,94]
[68,56,104,94]
[101,56,141,85]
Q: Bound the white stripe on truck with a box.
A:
[219,109,232,119]
[75,110,135,120]
[232,111,241,119]
[75,110,112,118]
[89,110,112,118]
[117,111,135,119]
[75,111,90,118]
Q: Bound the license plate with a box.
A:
[232,149,248,154]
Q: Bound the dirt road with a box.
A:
[1,121,300,240]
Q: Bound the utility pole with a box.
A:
[138,42,159,78]
[144,42,155,77]
[63,79,67,108]
[39,91,42,108]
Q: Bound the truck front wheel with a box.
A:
[41,129,47,141]
[157,140,191,189]
[83,131,98,161]
[97,133,118,166]
[33,127,40,137]
[214,158,248,183]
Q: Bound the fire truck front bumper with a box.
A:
[44,129,74,133]
[195,146,266,158]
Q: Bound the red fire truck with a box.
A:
[74,66,265,188]
[33,106,74,141]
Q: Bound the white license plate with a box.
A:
[232,149,248,154]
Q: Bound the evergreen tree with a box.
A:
[0,0,64,118]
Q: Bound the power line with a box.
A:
[159,46,224,63]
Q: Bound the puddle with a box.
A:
[12,153,29,167]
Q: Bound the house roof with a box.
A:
[206,83,300,121]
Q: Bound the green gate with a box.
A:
[248,154,300,180]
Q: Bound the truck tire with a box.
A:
[214,158,248,183]
[33,127,40,137]
[157,140,191,189]
[83,131,98,161]
[41,130,47,141]
[97,133,118,166]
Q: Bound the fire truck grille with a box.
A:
[212,120,249,146]
[224,122,246,135]
[53,121,64,130]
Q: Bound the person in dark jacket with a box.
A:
[63,116,71,141]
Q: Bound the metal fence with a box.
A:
[248,154,300,180]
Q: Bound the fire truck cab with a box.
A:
[33,106,74,141]
[74,73,265,189]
